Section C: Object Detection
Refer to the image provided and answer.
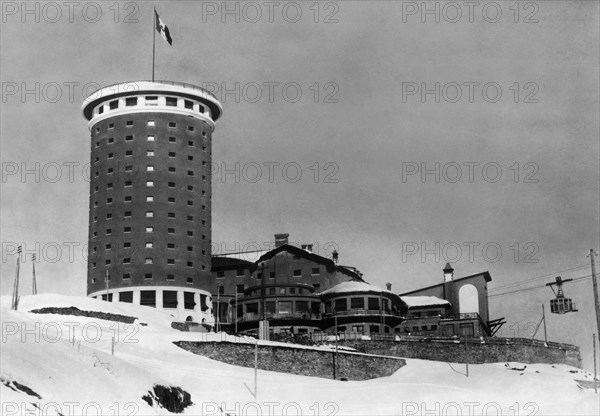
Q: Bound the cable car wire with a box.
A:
[489,274,592,299]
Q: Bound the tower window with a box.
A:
[147,150,155,156]
[107,168,113,174]
[123,242,131,248]
[169,122,177,128]
[123,273,131,279]
[126,120,133,126]
[146,180,154,187]
[166,97,177,106]
[144,273,153,280]
[168,167,176,173]
[146,211,154,218]
[105,259,111,265]
[168,197,175,203]
[124,181,132,187]
[108,137,114,144]
[168,228,175,234]
[188,185,194,191]
[107,153,114,159]
[125,135,133,141]
[108,123,114,129]
[109,100,118,110]
[187,200,193,206]
[123,258,130,264]
[168,182,175,188]
[187,246,193,252]
[293,269,302,277]
[187,277,194,285]
[145,96,158,106]
[187,215,193,221]
[147,135,155,142]
[126,98,137,107]
[187,261,193,267]
[147,120,155,127]
[145,226,153,232]
[147,165,154,172]
[106,229,112,235]
[145,258,153,264]
[187,126,194,132]
[98,106,104,114]
[168,212,175,218]
[124,226,131,233]
[167,259,175,265]
[125,150,132,156]
[106,213,112,219]
[184,100,193,109]
[146,196,154,202]
[188,155,194,161]
[95,141,100,148]
[167,243,175,249]
[124,195,132,202]
[106,197,113,204]
[168,152,176,158]
[145,242,153,248]
[107,182,113,189]
[125,165,133,172]
[167,274,175,281]
[188,140,194,146]
[187,231,194,237]
[199,105,205,114]
[169,137,176,143]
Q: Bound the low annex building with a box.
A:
[210,234,503,338]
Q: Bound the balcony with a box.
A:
[238,312,322,322]
[323,309,399,318]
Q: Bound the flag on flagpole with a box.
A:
[154,9,173,46]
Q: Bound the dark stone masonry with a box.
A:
[174,341,406,381]
[337,337,582,368]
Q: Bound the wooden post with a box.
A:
[12,246,21,310]
[111,336,115,356]
[465,335,469,377]
[32,253,37,295]
[542,304,548,346]
[588,249,600,344]
[254,340,258,398]
[593,334,598,394]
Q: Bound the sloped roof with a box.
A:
[399,271,492,296]
[319,281,393,296]
[250,244,364,281]
[400,296,450,308]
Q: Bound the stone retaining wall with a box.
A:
[174,341,406,380]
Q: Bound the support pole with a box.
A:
[542,304,548,346]
[588,249,600,344]
[254,340,258,398]
[32,253,37,295]
[235,290,238,334]
[593,334,597,395]
[152,7,156,82]
[105,269,109,301]
[12,246,22,310]
[465,335,469,377]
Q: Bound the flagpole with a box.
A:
[152,7,156,82]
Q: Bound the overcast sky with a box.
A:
[1,1,599,370]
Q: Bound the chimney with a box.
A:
[274,233,289,248]
[443,262,454,282]
[332,250,339,264]
[443,263,456,315]
[386,283,392,291]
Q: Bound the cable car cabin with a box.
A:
[550,296,577,314]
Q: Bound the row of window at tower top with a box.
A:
[91,94,213,120]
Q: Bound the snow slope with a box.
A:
[1,294,599,415]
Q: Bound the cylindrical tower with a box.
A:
[81,81,223,323]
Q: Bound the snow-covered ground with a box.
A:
[1,294,599,415]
